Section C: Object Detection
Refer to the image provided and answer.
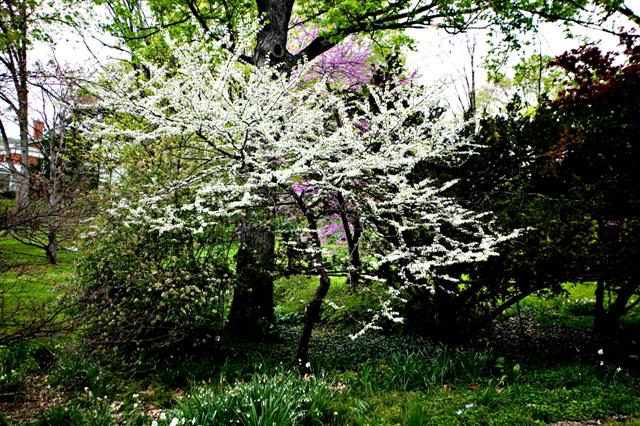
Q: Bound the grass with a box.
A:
[0,235,77,314]
[2,241,640,425]
[0,236,77,302]
[0,235,78,360]
[505,282,640,334]
[274,274,395,329]
[3,339,640,425]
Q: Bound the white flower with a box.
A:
[151,421,158,426]
[160,413,166,420]
[616,367,622,372]
[170,418,179,426]
[597,348,604,355]
[91,29,517,341]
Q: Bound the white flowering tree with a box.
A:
[90,33,516,372]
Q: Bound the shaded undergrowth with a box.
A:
[2,238,640,425]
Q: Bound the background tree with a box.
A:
[438,37,640,339]
[1,0,88,206]
[1,60,95,264]
[546,38,640,334]
[1,0,35,209]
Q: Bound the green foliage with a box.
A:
[0,413,10,426]
[425,37,640,338]
[0,343,41,400]
[160,373,332,425]
[543,40,640,332]
[358,346,493,393]
[338,361,640,425]
[33,397,115,426]
[274,275,382,328]
[33,404,86,426]
[150,354,230,389]
[48,345,114,395]
[94,0,255,66]
[75,220,233,361]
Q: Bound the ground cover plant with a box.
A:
[2,236,640,424]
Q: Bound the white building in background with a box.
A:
[0,121,45,192]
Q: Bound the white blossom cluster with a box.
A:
[89,30,518,333]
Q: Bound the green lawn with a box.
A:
[1,235,77,309]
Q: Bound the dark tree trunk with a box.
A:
[595,281,636,336]
[253,0,295,67]
[336,192,362,287]
[296,267,331,374]
[45,230,58,265]
[227,0,297,340]
[594,277,606,333]
[293,198,331,375]
[228,223,276,340]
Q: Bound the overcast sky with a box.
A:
[405,2,640,111]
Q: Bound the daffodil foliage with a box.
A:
[90,32,517,369]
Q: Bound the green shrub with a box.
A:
[0,412,10,426]
[34,398,114,426]
[160,373,332,425]
[0,343,42,401]
[48,346,114,395]
[374,346,493,392]
[564,298,596,316]
[33,405,86,426]
[75,221,232,360]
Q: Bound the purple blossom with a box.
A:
[397,69,421,86]
[289,23,374,88]
[292,182,318,196]
[319,222,344,237]
[356,119,371,134]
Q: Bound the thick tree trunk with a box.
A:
[227,0,297,340]
[594,277,636,336]
[253,0,295,67]
[227,223,276,340]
